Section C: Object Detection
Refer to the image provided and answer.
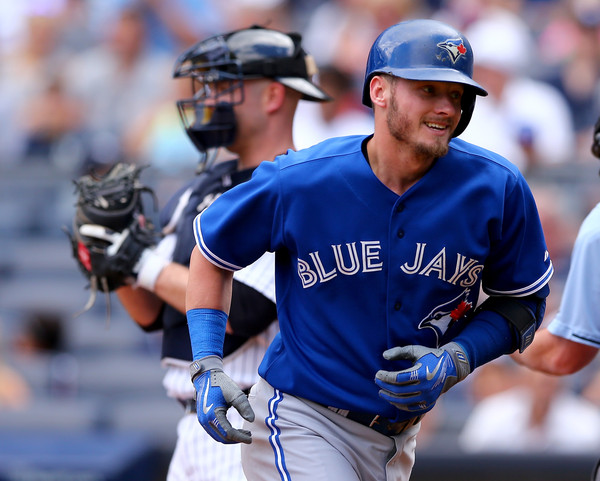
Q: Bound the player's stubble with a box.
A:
[386,93,450,161]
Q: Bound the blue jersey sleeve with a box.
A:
[482,169,553,297]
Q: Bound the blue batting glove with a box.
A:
[375,342,470,413]
[191,356,255,444]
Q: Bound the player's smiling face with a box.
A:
[386,77,463,158]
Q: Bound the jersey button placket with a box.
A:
[393,202,405,312]
[395,202,405,239]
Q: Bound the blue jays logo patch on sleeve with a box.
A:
[418,288,473,346]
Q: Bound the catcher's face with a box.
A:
[176,69,245,152]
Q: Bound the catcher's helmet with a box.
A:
[362,19,488,137]
[173,25,330,160]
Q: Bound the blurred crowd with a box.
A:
[3,0,600,174]
[2,0,600,458]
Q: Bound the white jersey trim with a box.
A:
[484,261,553,297]
[193,211,242,271]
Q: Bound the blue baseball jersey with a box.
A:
[548,203,600,348]
[193,135,553,419]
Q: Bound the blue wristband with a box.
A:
[186,308,228,360]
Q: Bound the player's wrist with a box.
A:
[187,308,228,360]
[190,355,223,382]
[441,342,471,389]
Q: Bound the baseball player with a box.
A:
[185,19,553,481]
[73,26,330,481]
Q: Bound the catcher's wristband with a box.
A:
[135,233,176,291]
[135,248,169,291]
[187,308,228,360]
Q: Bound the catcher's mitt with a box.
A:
[593,116,600,159]
[65,162,160,316]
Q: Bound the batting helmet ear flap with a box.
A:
[453,89,476,138]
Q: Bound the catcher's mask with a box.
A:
[172,25,331,168]
[362,19,488,137]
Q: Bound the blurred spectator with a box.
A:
[459,7,576,173]
[459,363,600,453]
[463,357,519,404]
[219,0,294,32]
[293,64,373,149]
[302,0,422,86]
[61,5,175,171]
[0,316,31,410]
[432,0,490,30]
[53,0,99,53]
[13,310,79,398]
[0,1,69,55]
[122,76,199,174]
[0,310,73,410]
[535,0,600,160]
[528,182,581,285]
[130,0,225,53]
[299,0,431,148]
[18,73,85,164]
[0,361,31,410]
[434,0,531,30]
[0,12,69,165]
[14,311,66,354]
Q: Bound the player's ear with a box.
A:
[369,75,388,108]
[263,81,288,114]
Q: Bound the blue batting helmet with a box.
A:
[362,19,488,137]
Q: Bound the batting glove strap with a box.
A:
[440,342,470,391]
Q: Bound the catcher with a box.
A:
[66,25,330,481]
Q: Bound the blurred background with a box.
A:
[1,0,600,480]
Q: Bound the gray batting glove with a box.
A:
[375,342,471,413]
[191,356,255,444]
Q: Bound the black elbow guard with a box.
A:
[476,292,546,353]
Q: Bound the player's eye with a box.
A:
[450,90,463,101]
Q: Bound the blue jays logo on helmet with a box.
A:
[362,19,488,137]
[437,39,468,63]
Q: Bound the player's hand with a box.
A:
[77,223,154,287]
[192,356,255,444]
[375,342,470,413]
